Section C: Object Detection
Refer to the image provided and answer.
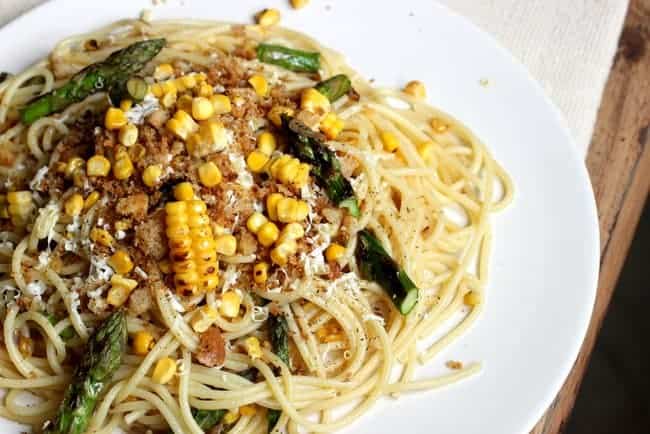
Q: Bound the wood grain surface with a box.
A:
[531,0,650,432]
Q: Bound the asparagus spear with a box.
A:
[314,74,353,102]
[45,310,127,434]
[257,43,320,73]
[192,408,226,431]
[355,230,419,315]
[21,39,165,124]
[267,314,290,432]
[282,116,360,217]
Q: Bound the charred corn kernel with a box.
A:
[279,222,304,243]
[246,150,269,173]
[190,306,219,333]
[90,228,114,247]
[266,193,283,221]
[113,150,134,180]
[248,75,269,97]
[257,132,276,155]
[105,107,128,130]
[320,112,344,140]
[223,409,240,425]
[187,121,229,157]
[277,158,300,185]
[291,0,310,9]
[403,80,427,99]
[83,191,100,210]
[142,164,163,187]
[64,194,84,217]
[267,105,295,127]
[240,405,256,417]
[86,155,111,177]
[301,88,330,115]
[210,94,232,114]
[276,197,297,223]
[380,131,399,153]
[325,243,346,262]
[179,74,197,90]
[198,161,222,187]
[107,275,138,306]
[247,213,268,234]
[166,110,199,140]
[293,163,311,188]
[464,291,481,307]
[64,157,85,178]
[133,331,155,355]
[430,118,448,133]
[253,262,269,283]
[245,336,263,359]
[191,97,215,121]
[215,234,237,256]
[150,83,164,97]
[174,182,195,201]
[120,99,133,112]
[220,291,242,318]
[270,239,297,266]
[269,155,293,179]
[154,63,174,81]
[257,221,279,247]
[152,357,177,384]
[109,250,134,274]
[257,8,281,27]
[161,90,178,109]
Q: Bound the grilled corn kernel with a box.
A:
[109,250,134,274]
[120,99,133,112]
[247,212,268,234]
[197,82,214,98]
[269,155,293,179]
[210,94,232,114]
[270,239,297,266]
[111,274,138,291]
[267,105,295,127]
[86,155,111,177]
[220,291,242,318]
[430,118,449,133]
[192,97,215,121]
[223,409,240,425]
[119,123,139,147]
[142,164,163,187]
[380,131,399,153]
[248,75,269,97]
[152,357,177,384]
[64,194,84,217]
[215,234,237,256]
[257,221,280,247]
[166,110,199,140]
[190,306,219,333]
[464,291,481,307]
[154,63,174,81]
[105,107,128,130]
[301,88,330,115]
[245,336,263,359]
[403,80,426,99]
[113,150,134,180]
[320,112,344,140]
[174,182,195,201]
[293,163,311,188]
[198,161,222,187]
[240,405,256,417]
[253,262,269,283]
[133,331,155,355]
[257,8,281,27]
[291,0,310,9]
[325,243,346,262]
[246,150,269,173]
[83,191,100,210]
[266,193,283,221]
[279,222,304,243]
[90,228,114,247]
[257,132,277,155]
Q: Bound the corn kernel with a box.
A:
[257,8,281,27]
[301,88,330,115]
[197,82,214,98]
[86,155,111,177]
[64,157,85,178]
[210,94,232,115]
[320,112,344,140]
[215,234,237,256]
[418,141,435,163]
[266,193,283,221]
[198,161,222,187]
[325,243,346,262]
[154,63,174,81]
[113,150,134,180]
[133,331,155,356]
[179,74,197,90]
[120,99,133,112]
[190,306,219,333]
[276,197,297,223]
[240,405,256,417]
[142,164,163,187]
[166,110,199,140]
[245,336,263,359]
[291,0,310,9]
[83,191,100,210]
[270,239,297,266]
[152,357,177,384]
[161,80,177,94]
[109,250,134,274]
[279,222,304,243]
[187,121,229,157]
[257,221,280,247]
[159,259,171,274]
[246,150,269,173]
[380,131,399,153]
[295,200,309,221]
[119,123,139,147]
[220,291,242,318]
[253,262,269,284]
[277,158,300,184]
[403,80,426,99]
[248,75,269,97]
[105,107,128,130]
[246,213,268,235]
[107,277,138,307]
[223,409,240,425]
[90,228,114,247]
[211,222,226,236]
[192,97,215,121]
[293,163,310,188]
[111,274,138,291]
[150,83,163,98]
[161,90,178,109]
[64,194,84,217]
[267,106,295,127]
[174,182,195,201]
[174,95,191,113]
[430,118,449,133]
[464,291,481,307]
[257,132,276,155]
[269,155,293,179]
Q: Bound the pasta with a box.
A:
[0,16,512,434]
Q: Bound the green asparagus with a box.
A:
[267,314,290,433]
[355,230,419,315]
[314,74,353,102]
[45,310,127,434]
[192,408,226,431]
[282,116,360,217]
[257,43,320,73]
[21,39,165,124]
[44,312,75,341]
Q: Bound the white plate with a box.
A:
[0,1,599,433]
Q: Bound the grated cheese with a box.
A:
[29,166,49,191]
[25,280,47,297]
[126,95,160,124]
[89,255,114,283]
[227,153,254,189]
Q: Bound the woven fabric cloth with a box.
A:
[1,0,629,155]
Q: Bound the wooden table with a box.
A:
[531,0,650,432]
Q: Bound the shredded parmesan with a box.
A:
[126,95,160,124]
[228,153,254,189]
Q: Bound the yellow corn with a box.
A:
[107,275,138,306]
[253,262,269,284]
[266,193,283,221]
[301,88,330,115]
[150,83,163,98]
[154,63,174,80]
[6,191,33,226]
[105,107,128,130]
[293,163,311,188]
[430,118,449,133]
[257,132,276,155]
[257,221,280,247]
[192,97,215,121]
[278,222,304,244]
[325,243,346,262]
[119,123,139,147]
[187,121,230,157]
[161,90,178,109]
[133,331,155,356]
[210,94,232,114]
[464,291,481,307]
[215,234,237,256]
[417,141,435,163]
[113,150,134,180]
[197,82,214,98]
[86,155,111,177]
[18,335,32,358]
[269,155,293,179]
[403,80,426,99]
[83,191,100,210]
[109,250,134,274]
[257,8,281,27]
[152,357,177,384]
[198,161,222,187]
[220,291,242,318]
[240,405,257,417]
[178,74,197,90]
[245,336,263,359]
[64,157,85,178]
[295,200,309,221]
[246,150,269,173]
[320,112,344,140]
[276,197,297,223]
[90,228,114,247]
[175,94,191,113]
[380,131,399,153]
[160,80,177,94]
[291,0,310,9]
[142,164,163,187]
[223,409,240,425]
[247,212,268,233]
[64,194,84,217]
[120,99,133,112]
[211,222,226,236]
[190,306,219,333]
[270,239,297,266]
[174,182,195,201]
[267,105,295,127]
[166,110,199,140]
[277,159,300,185]
[248,75,269,97]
